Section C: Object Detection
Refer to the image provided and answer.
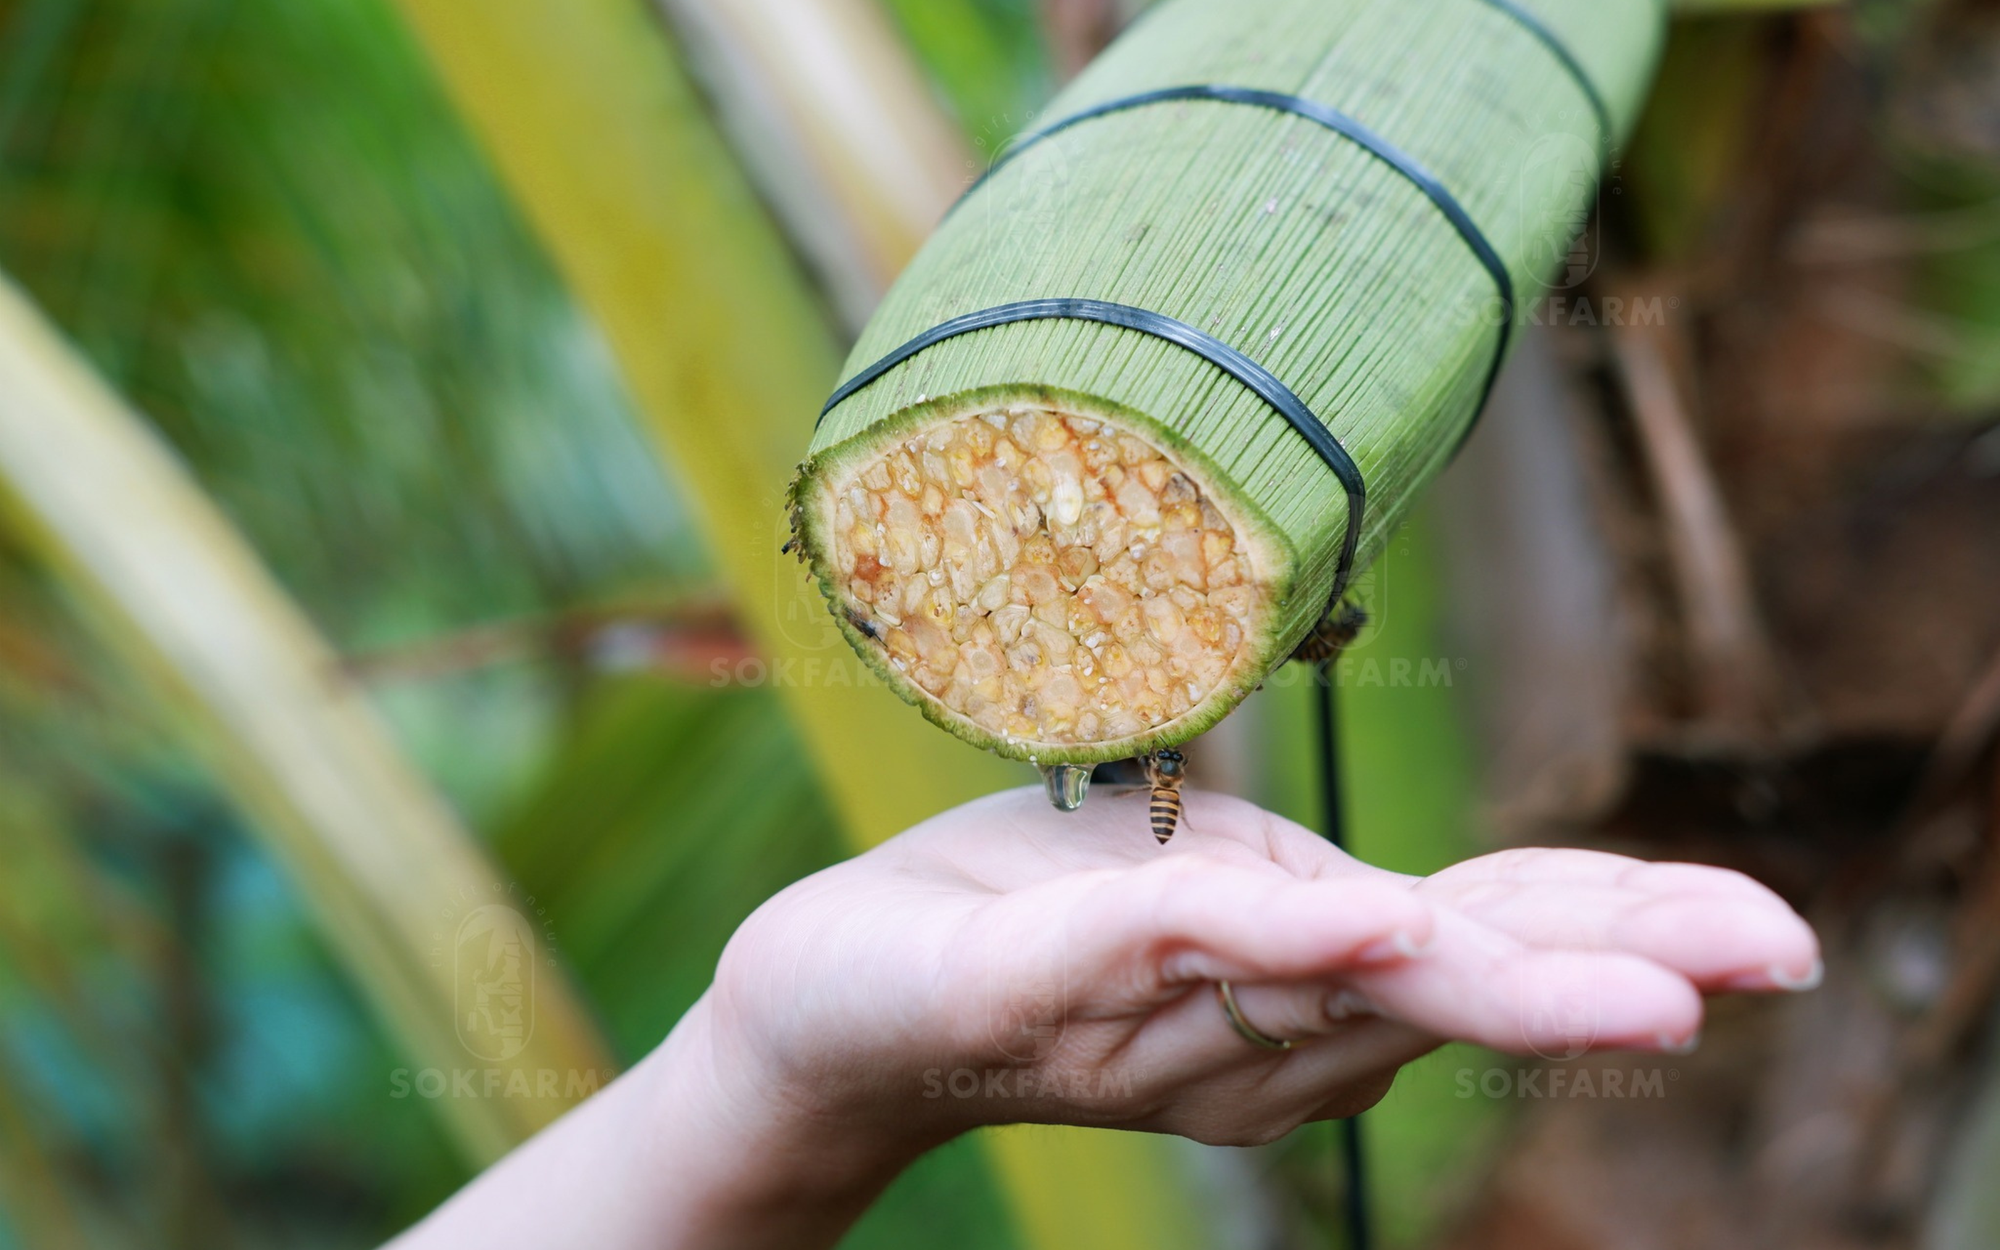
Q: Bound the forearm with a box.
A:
[388,994,925,1250]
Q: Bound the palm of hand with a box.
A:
[710,787,1817,1151]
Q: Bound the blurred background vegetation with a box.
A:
[4,0,2000,1248]
[0,0,1491,1244]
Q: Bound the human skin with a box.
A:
[389,787,1821,1250]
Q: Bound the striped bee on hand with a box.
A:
[1143,749,1187,845]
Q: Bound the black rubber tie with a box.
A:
[952,84,1515,441]
[816,296,1368,602]
[1476,0,1613,153]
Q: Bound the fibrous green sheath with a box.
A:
[793,0,1664,765]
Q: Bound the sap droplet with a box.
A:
[1040,763,1091,812]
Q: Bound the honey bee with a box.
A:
[843,604,882,642]
[1291,601,1370,666]
[1144,749,1187,845]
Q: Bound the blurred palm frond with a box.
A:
[386,0,1212,1245]
[0,272,615,1166]
[654,0,973,329]
[874,0,1055,157]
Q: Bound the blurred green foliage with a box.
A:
[1896,113,2000,412]
[0,0,1054,1239]
[875,0,1052,158]
[0,0,1510,1244]
[0,0,862,1243]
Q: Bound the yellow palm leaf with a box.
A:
[654,0,972,327]
[0,274,615,1168]
[387,0,1203,1243]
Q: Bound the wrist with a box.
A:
[631,994,938,1249]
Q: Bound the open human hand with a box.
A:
[702,785,1821,1158]
[394,786,1820,1250]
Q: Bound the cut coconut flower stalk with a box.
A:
[791,0,1665,767]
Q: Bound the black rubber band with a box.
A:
[1476,0,1613,152]
[953,84,1515,440]
[817,53,1611,609]
[817,297,1368,600]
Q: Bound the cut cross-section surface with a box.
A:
[801,400,1285,760]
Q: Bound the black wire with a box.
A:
[1313,662,1350,852]
[1337,1114,1372,1250]
[1314,663,1372,1250]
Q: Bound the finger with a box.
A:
[1105,978,1424,1099]
[1222,978,1381,1045]
[1429,847,1791,909]
[1345,907,1705,1055]
[1101,899,1701,1097]
[1136,1019,1434,1144]
[1052,854,1439,997]
[1160,914,1704,1061]
[1279,1019,1440,1120]
[1301,1069,1399,1125]
[1416,879,1822,991]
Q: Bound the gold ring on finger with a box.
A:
[1216,980,1295,1052]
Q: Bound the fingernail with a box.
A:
[1770,958,1823,993]
[1356,930,1430,964]
[1655,1031,1701,1055]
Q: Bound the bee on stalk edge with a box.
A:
[1291,601,1369,666]
[1143,749,1187,845]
